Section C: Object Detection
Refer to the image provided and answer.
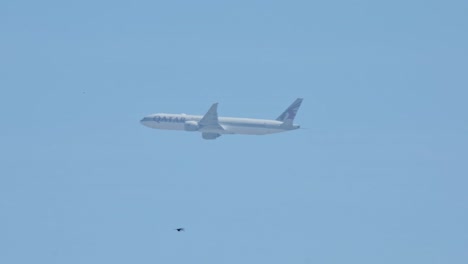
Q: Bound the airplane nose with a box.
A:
[140,116,152,126]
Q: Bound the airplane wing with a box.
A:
[199,103,224,131]
[199,103,220,126]
[202,132,221,140]
[198,103,224,139]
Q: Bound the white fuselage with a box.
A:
[140,113,299,135]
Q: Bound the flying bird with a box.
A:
[175,228,185,232]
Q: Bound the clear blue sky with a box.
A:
[1,1,467,263]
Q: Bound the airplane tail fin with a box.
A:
[276,98,303,122]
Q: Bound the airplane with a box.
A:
[140,98,303,140]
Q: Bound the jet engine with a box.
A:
[184,121,199,131]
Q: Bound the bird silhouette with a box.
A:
[175,228,185,232]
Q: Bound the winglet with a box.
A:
[276,98,303,122]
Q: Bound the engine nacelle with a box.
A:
[184,121,199,131]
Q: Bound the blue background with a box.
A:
[1,1,467,263]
